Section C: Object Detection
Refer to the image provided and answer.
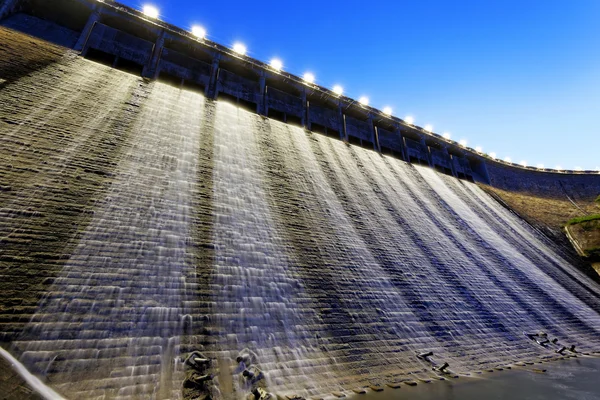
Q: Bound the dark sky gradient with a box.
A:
[120,0,599,170]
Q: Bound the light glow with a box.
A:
[442,132,451,140]
[404,116,414,125]
[270,58,283,71]
[424,124,433,132]
[475,146,482,153]
[303,72,315,84]
[520,160,527,167]
[555,165,563,170]
[504,157,512,163]
[536,164,545,169]
[332,85,344,96]
[232,42,247,55]
[143,5,159,19]
[575,166,583,171]
[358,96,369,106]
[459,139,468,147]
[382,106,392,115]
[489,152,497,159]
[191,25,206,39]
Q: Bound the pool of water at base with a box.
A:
[359,356,600,400]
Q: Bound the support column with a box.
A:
[395,124,408,162]
[0,0,20,22]
[369,114,380,152]
[258,72,266,116]
[207,54,220,99]
[475,159,492,184]
[420,136,434,167]
[338,101,346,141]
[301,89,307,128]
[74,3,101,52]
[143,29,165,79]
[443,145,458,177]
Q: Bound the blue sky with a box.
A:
[121,0,599,170]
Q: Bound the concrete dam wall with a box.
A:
[1,6,600,400]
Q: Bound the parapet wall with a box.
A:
[485,160,600,200]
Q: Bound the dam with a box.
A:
[1,1,600,399]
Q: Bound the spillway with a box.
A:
[1,33,600,400]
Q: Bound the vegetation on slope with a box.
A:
[479,184,598,233]
[565,214,600,226]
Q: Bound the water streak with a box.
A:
[14,81,204,399]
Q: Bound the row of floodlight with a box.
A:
[139,4,599,173]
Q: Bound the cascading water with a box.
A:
[2,52,600,400]
[9,69,205,399]
[209,102,336,398]
[272,120,443,375]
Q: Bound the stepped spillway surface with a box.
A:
[1,27,600,400]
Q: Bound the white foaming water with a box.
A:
[0,60,137,227]
[13,82,204,399]
[461,181,600,296]
[279,124,440,373]
[316,138,525,373]
[207,107,600,395]
[5,88,600,400]
[415,167,600,343]
[358,150,597,366]
[210,103,335,398]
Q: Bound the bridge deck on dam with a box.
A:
[1,24,600,400]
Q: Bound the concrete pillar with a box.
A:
[402,136,410,162]
[301,89,307,128]
[443,145,458,177]
[480,161,491,184]
[369,115,380,152]
[258,72,266,116]
[143,29,166,79]
[420,136,434,167]
[472,157,491,184]
[74,3,101,52]
[338,101,346,141]
[0,0,20,22]
[395,124,408,162]
[207,54,220,99]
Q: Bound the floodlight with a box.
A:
[424,124,433,132]
[382,106,392,115]
[442,132,451,139]
[459,139,467,147]
[536,164,544,169]
[520,160,527,167]
[475,146,482,152]
[143,5,159,19]
[359,96,369,106]
[191,25,206,39]
[332,85,344,96]
[489,152,496,159]
[233,42,247,55]
[270,58,283,71]
[303,72,315,84]
[504,157,512,162]
[404,116,414,124]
